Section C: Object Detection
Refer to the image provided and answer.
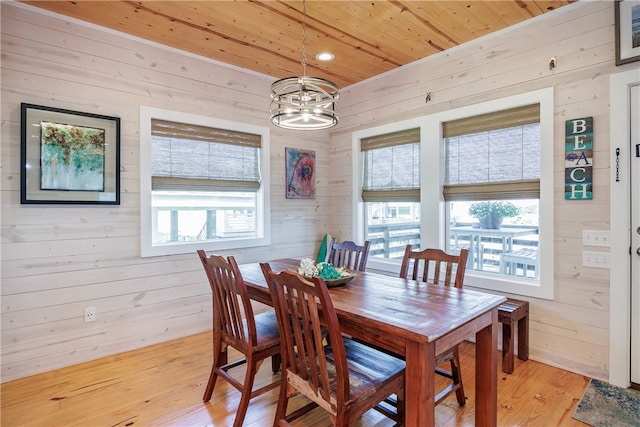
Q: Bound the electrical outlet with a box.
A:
[84,307,96,323]
[582,251,610,269]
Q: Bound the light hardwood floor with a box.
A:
[1,331,591,426]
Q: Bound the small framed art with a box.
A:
[615,0,640,65]
[20,103,121,204]
[285,147,315,199]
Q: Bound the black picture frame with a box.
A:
[20,103,121,205]
[615,0,640,66]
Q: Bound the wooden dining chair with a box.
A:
[399,245,469,406]
[197,250,281,427]
[325,239,371,272]
[260,263,406,427]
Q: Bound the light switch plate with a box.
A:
[582,251,610,268]
[583,230,610,247]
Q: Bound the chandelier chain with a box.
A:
[301,0,308,76]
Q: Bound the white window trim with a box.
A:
[139,106,271,257]
[352,117,426,275]
[352,87,554,299]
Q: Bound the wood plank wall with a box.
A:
[328,1,626,381]
[0,1,631,383]
[0,3,330,382]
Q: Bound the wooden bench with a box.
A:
[498,298,529,374]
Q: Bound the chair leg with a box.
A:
[203,339,226,402]
[202,366,217,402]
[272,381,291,427]
[334,408,352,427]
[271,353,282,373]
[450,348,466,406]
[233,358,258,427]
[395,387,405,426]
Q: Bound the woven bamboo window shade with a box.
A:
[150,119,261,192]
[361,128,420,202]
[443,104,540,202]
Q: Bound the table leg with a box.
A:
[405,340,435,426]
[475,309,499,426]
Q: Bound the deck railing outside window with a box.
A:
[367,222,539,279]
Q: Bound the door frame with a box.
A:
[609,68,640,388]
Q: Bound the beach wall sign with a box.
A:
[565,116,593,200]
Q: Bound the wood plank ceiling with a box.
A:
[21,1,575,88]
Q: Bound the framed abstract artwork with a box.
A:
[285,147,315,199]
[20,103,121,204]
[615,0,640,65]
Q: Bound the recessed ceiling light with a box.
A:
[316,52,335,61]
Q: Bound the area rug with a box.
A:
[572,378,640,426]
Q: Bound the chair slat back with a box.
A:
[198,250,256,348]
[325,239,370,272]
[399,246,468,289]
[261,264,348,412]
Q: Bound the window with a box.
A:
[359,127,421,262]
[140,107,270,257]
[354,88,554,299]
[443,104,541,279]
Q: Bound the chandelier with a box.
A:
[269,0,339,130]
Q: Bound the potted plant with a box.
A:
[469,201,519,229]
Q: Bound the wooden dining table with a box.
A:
[238,258,506,427]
